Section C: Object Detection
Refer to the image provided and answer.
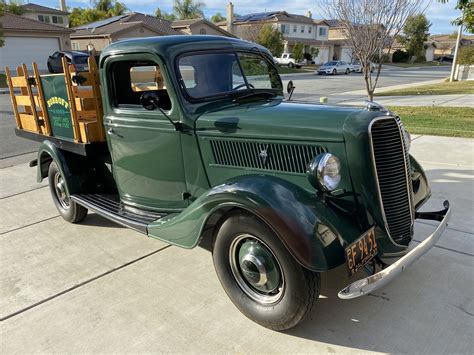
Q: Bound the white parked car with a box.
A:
[350,60,376,73]
[316,61,351,75]
[273,53,302,68]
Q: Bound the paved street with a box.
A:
[1,64,473,353]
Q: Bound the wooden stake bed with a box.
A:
[5,57,107,155]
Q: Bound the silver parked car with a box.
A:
[316,61,351,75]
[350,60,376,73]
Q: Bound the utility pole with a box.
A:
[449,18,464,82]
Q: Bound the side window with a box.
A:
[231,62,246,90]
[110,61,171,110]
[238,53,272,89]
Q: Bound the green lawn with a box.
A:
[0,74,6,88]
[388,106,474,138]
[376,80,474,96]
[388,62,450,68]
[277,67,313,74]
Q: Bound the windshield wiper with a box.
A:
[232,91,277,103]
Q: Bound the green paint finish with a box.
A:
[40,74,74,140]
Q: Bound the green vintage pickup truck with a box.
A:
[7,36,450,330]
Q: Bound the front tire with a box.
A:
[345,68,350,74]
[212,211,320,330]
[48,162,87,223]
[288,62,295,68]
[332,69,337,75]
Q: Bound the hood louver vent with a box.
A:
[210,140,326,174]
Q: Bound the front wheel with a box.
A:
[212,211,320,330]
[345,68,350,74]
[48,162,87,223]
[288,62,295,68]
[332,69,337,75]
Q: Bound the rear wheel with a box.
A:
[212,211,320,330]
[48,162,87,223]
[288,62,295,68]
[345,68,350,74]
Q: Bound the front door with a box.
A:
[103,54,188,211]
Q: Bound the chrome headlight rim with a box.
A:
[307,153,342,192]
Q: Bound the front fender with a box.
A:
[410,154,431,210]
[147,175,363,272]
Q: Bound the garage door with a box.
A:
[0,37,60,71]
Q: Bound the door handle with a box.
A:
[107,128,116,135]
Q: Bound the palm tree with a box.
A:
[173,0,205,20]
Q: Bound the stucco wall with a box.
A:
[188,23,230,36]
[22,12,69,28]
[113,27,161,41]
[71,37,111,51]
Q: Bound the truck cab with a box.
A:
[5,36,450,330]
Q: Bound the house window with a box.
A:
[199,28,206,34]
[72,42,80,50]
[52,16,64,24]
[319,27,327,37]
[38,15,50,23]
[293,25,297,33]
[280,24,289,34]
[308,26,312,33]
[301,26,305,33]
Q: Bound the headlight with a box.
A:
[306,153,341,191]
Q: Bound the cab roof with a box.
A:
[100,35,271,66]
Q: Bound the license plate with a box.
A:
[345,227,378,276]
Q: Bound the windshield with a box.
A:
[324,61,338,66]
[177,51,282,100]
[74,56,89,64]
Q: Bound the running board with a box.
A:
[71,194,166,234]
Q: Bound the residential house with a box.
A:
[0,12,73,70]
[171,18,236,37]
[426,34,474,60]
[19,2,69,28]
[71,13,182,52]
[326,19,355,62]
[218,3,333,64]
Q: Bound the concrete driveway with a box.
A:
[1,134,473,353]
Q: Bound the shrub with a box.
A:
[414,55,426,63]
[371,53,390,64]
[457,46,474,65]
[303,52,312,61]
[392,50,409,63]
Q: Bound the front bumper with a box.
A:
[338,200,451,299]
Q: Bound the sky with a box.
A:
[36,0,464,35]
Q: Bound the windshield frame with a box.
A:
[174,49,283,103]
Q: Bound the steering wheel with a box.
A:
[233,83,255,91]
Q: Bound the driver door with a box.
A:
[103,54,188,211]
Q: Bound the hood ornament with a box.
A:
[259,144,269,166]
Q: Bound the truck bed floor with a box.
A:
[71,194,166,234]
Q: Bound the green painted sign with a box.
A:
[40,74,74,140]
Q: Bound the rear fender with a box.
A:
[147,175,362,272]
[36,141,91,195]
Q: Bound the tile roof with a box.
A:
[171,18,236,37]
[232,11,316,25]
[20,3,68,15]
[0,12,73,32]
[72,12,181,37]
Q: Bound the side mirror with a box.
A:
[287,80,294,94]
[140,91,160,111]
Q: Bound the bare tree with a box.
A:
[319,0,427,101]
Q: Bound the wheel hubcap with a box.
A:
[230,234,284,304]
[54,172,70,209]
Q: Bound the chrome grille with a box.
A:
[210,140,326,174]
[370,117,414,246]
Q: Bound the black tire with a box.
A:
[332,69,337,75]
[48,162,87,223]
[345,68,350,74]
[47,63,54,73]
[212,211,320,330]
[288,62,295,68]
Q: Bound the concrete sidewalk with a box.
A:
[0,135,473,353]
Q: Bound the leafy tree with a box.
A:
[0,1,25,15]
[310,47,320,59]
[438,0,473,33]
[257,24,284,57]
[155,8,176,21]
[211,12,225,23]
[173,0,205,20]
[292,43,304,62]
[69,0,127,27]
[397,14,431,59]
[0,4,4,48]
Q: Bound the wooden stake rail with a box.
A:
[5,56,106,144]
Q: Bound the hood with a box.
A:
[195,99,369,142]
